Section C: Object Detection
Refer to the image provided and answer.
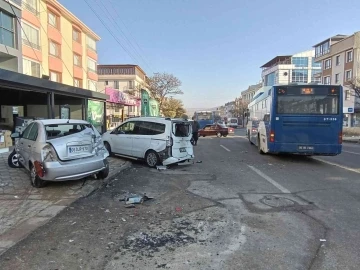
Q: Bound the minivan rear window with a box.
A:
[45,124,90,139]
[173,123,191,137]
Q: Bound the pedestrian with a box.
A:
[191,117,200,146]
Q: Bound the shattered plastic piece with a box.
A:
[105,209,110,213]
[69,239,74,243]
[156,165,167,170]
[125,196,144,205]
[175,207,182,212]
[320,239,326,242]
[196,161,202,163]
[122,218,126,222]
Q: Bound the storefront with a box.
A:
[0,69,108,134]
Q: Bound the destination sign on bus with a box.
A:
[277,87,340,96]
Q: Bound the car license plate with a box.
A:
[68,145,90,155]
[180,148,186,153]
[298,146,314,150]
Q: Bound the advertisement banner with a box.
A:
[88,100,104,131]
[106,87,137,106]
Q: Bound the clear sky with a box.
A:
[60,0,360,108]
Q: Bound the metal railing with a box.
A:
[315,49,330,58]
[22,38,41,50]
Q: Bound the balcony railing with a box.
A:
[87,67,97,73]
[315,49,330,58]
[22,39,41,50]
[22,2,39,16]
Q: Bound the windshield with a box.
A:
[45,124,92,139]
[276,86,340,115]
[230,119,237,123]
[173,123,191,137]
[196,112,213,120]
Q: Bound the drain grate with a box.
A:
[261,195,295,208]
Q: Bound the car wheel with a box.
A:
[223,134,228,137]
[104,142,112,156]
[8,150,23,168]
[248,132,253,145]
[258,136,264,155]
[96,159,110,179]
[145,150,160,168]
[30,164,46,188]
[202,135,205,137]
[216,132,222,138]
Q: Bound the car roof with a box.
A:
[37,119,90,125]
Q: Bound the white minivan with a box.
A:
[102,117,194,167]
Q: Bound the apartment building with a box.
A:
[0,0,22,72]
[313,33,360,127]
[241,82,262,103]
[261,50,321,86]
[21,0,100,89]
[97,64,148,127]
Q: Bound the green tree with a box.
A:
[162,98,186,118]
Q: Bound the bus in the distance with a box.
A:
[246,83,343,156]
[194,111,215,128]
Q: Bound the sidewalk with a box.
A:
[0,152,130,255]
[343,136,360,144]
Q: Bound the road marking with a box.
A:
[220,145,231,152]
[313,158,360,174]
[343,150,360,155]
[247,165,291,193]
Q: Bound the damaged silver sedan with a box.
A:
[9,119,109,188]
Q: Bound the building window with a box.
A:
[114,80,119,89]
[23,58,41,77]
[323,76,331,85]
[336,55,340,66]
[0,11,15,48]
[87,58,96,72]
[129,81,134,89]
[48,11,58,29]
[345,70,352,81]
[311,70,321,83]
[315,41,330,58]
[49,41,60,57]
[49,71,61,82]
[346,50,353,63]
[88,79,97,91]
[345,90,351,100]
[73,54,81,66]
[21,23,40,50]
[87,36,96,51]
[74,78,82,88]
[311,57,321,68]
[292,69,308,83]
[72,28,81,43]
[324,59,331,69]
[335,73,340,84]
[265,72,276,86]
[105,80,108,85]
[292,57,309,67]
[22,0,39,16]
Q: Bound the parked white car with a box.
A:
[8,119,109,188]
[102,117,194,167]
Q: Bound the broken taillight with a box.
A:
[34,161,44,177]
[270,131,275,142]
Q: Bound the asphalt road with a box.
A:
[1,129,360,270]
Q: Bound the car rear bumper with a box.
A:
[162,154,194,166]
[42,156,107,181]
[269,143,342,155]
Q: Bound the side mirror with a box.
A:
[11,132,20,138]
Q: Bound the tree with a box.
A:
[147,73,183,110]
[230,98,249,127]
[181,114,189,120]
[162,98,186,118]
[348,77,360,105]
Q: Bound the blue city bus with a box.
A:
[194,111,215,129]
[246,84,343,156]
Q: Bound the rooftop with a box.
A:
[312,34,348,47]
[260,55,292,68]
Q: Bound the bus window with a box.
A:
[263,114,270,122]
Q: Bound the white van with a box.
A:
[102,117,194,167]
[228,118,238,128]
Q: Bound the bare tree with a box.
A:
[348,77,360,105]
[147,73,183,110]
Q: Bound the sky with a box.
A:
[60,0,360,109]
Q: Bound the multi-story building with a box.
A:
[261,50,321,86]
[241,82,262,103]
[21,0,100,89]
[0,0,22,72]
[313,33,360,127]
[97,64,148,127]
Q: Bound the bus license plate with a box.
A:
[298,146,314,150]
[180,148,186,153]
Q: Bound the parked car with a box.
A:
[8,119,109,188]
[198,124,229,137]
[228,126,235,134]
[102,117,194,167]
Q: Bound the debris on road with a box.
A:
[156,165,167,170]
[105,209,110,213]
[122,218,126,222]
[120,193,154,205]
[175,206,182,212]
[320,239,326,242]
[196,161,202,163]
[69,239,74,243]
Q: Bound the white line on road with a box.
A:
[313,158,360,174]
[247,165,291,193]
[220,145,231,152]
[343,150,360,155]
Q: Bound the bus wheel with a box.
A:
[258,136,264,155]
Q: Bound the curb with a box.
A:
[0,160,132,256]
[343,139,360,144]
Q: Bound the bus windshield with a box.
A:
[276,86,340,115]
[196,112,213,120]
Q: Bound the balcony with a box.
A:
[313,71,322,78]
[22,39,41,50]
[315,49,330,58]
[22,2,39,16]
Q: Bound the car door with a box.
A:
[26,122,40,164]
[132,121,155,158]
[211,125,218,136]
[110,121,135,156]
[18,123,36,169]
